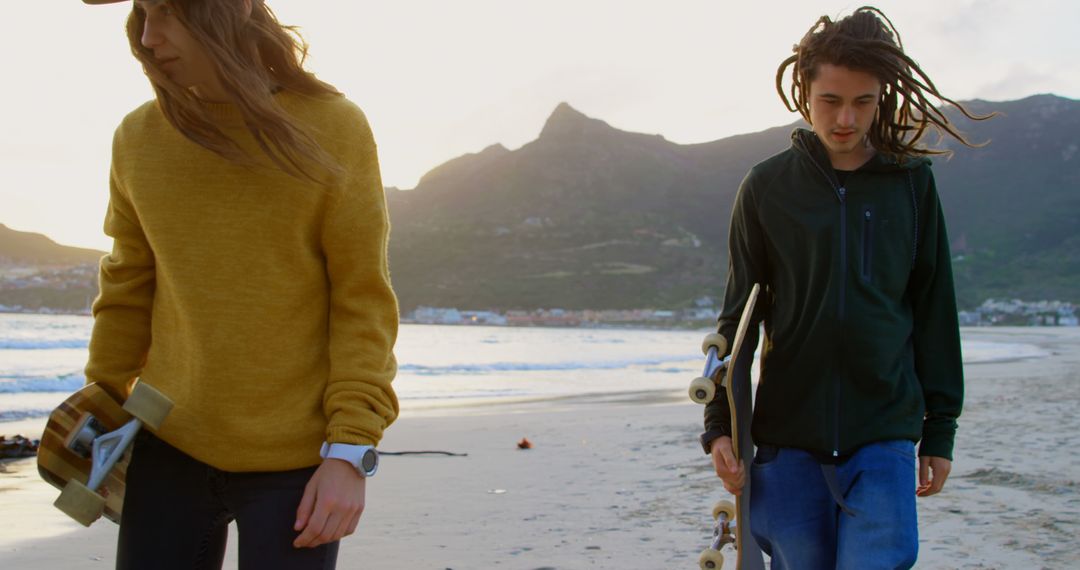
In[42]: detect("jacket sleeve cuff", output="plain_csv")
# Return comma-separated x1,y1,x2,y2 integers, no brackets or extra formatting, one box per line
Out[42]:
700,429,731,455
918,426,955,460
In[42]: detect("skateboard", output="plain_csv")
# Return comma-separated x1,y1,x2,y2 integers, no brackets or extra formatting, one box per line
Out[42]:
37,382,173,526
689,283,765,570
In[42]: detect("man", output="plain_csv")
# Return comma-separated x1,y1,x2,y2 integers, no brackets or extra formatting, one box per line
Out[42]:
701,7,988,569
81,1,398,568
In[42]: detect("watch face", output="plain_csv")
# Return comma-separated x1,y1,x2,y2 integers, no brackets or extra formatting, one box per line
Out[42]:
361,449,378,473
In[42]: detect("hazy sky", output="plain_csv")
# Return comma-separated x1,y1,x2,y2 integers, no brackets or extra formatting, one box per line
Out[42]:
4,0,1078,250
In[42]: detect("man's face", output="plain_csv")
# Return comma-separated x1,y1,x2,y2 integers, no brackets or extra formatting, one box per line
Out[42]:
808,63,883,167
137,1,224,99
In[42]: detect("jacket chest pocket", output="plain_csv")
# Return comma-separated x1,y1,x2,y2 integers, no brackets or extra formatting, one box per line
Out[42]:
857,202,913,296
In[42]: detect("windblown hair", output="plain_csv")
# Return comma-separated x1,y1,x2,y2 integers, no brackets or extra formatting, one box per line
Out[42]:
776,6,992,160
127,0,344,184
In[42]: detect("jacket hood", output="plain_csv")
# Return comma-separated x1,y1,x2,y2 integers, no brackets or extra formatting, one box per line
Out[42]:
791,128,930,174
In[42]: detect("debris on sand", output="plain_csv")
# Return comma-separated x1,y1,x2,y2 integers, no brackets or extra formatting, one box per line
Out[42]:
1,435,39,459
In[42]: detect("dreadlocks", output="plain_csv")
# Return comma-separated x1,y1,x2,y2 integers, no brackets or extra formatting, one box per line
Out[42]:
776,6,993,160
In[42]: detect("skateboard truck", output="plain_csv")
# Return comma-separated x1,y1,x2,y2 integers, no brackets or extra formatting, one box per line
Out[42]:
689,333,730,404
700,500,737,568
64,414,142,497
50,382,173,526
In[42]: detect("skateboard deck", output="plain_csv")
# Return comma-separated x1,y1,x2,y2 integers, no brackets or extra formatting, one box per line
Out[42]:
37,382,172,526
696,283,765,570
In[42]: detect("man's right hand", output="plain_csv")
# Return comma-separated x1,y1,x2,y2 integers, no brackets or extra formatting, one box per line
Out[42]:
710,436,745,496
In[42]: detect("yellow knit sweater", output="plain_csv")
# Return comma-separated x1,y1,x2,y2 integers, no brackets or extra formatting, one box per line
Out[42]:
84,91,399,472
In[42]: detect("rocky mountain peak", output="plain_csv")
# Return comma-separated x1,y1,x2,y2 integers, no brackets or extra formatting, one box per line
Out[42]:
538,102,616,141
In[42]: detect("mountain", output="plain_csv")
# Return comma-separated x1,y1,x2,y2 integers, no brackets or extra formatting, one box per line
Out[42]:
0,225,104,312
4,95,1077,313
0,224,105,266
928,95,1080,308
386,94,1080,311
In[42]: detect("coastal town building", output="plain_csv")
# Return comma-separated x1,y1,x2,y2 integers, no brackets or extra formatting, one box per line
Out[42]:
959,299,1079,327
2,266,1078,328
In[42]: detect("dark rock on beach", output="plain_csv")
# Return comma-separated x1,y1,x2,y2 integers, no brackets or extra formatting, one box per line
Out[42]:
0,435,39,459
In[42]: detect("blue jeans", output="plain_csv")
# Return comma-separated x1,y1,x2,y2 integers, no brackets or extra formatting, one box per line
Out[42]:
117,432,339,570
749,440,918,570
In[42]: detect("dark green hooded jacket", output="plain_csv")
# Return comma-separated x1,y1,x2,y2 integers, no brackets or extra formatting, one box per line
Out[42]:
703,129,964,461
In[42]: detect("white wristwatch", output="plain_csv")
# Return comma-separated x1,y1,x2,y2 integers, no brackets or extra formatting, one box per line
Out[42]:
320,442,379,478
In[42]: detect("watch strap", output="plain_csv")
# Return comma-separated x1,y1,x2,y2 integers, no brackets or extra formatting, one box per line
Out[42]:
320,442,378,477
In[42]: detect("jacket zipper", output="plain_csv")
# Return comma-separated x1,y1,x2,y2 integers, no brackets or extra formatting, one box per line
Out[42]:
862,207,873,282
805,156,844,459
835,187,845,458
839,188,847,315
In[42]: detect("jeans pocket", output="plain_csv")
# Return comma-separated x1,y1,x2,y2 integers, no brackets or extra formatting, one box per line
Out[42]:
752,444,780,467
878,439,916,460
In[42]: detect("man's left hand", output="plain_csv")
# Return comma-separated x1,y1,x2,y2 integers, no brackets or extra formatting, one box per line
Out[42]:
293,459,366,548
916,456,951,497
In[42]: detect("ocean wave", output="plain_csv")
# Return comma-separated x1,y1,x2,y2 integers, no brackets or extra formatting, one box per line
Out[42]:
962,340,1050,364
0,374,86,394
397,355,694,376
0,409,51,422
0,339,90,350
398,389,531,400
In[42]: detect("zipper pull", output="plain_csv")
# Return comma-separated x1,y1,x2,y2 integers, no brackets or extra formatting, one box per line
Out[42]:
838,187,847,203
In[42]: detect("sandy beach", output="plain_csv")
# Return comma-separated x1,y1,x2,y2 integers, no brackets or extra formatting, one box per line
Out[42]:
2,326,1078,569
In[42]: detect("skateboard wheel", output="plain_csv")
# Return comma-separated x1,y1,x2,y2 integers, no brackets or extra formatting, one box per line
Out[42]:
55,479,106,527
123,382,174,430
699,548,724,569
689,376,716,404
712,500,736,522
701,333,727,356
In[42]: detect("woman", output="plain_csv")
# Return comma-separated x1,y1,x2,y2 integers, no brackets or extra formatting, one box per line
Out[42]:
81,1,399,568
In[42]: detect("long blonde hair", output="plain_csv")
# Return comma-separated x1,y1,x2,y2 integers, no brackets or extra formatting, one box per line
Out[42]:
127,0,344,184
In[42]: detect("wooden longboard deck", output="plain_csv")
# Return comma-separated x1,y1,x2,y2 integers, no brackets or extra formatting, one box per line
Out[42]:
722,283,765,570
37,383,132,523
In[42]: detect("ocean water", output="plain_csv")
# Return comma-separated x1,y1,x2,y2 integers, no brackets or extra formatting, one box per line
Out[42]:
0,313,1051,432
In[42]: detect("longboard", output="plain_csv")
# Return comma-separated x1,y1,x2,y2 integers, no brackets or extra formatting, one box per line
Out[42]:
37,382,172,526
692,283,765,570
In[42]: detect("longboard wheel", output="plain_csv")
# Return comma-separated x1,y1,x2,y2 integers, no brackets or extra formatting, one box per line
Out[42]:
699,548,724,569
123,382,174,430
701,333,727,357
689,376,716,404
712,499,736,522
54,479,106,527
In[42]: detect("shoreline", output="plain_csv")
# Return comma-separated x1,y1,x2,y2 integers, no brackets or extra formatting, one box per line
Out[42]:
0,388,693,446
0,325,1061,436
